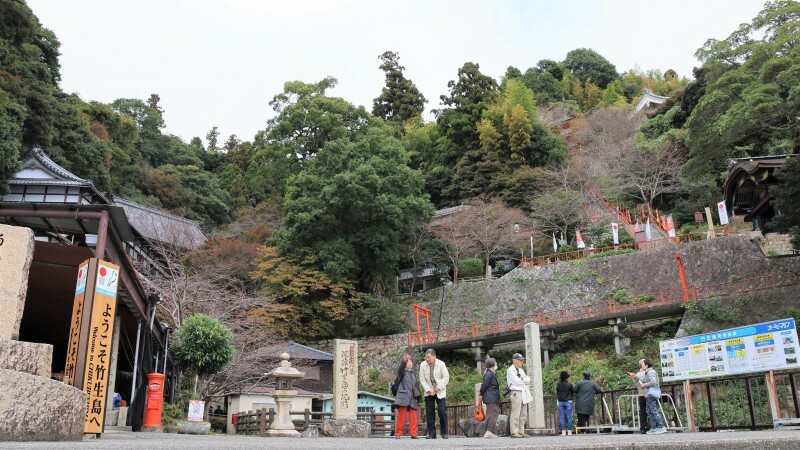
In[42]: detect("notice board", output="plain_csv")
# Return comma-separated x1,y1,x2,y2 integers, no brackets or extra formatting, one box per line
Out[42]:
660,318,800,382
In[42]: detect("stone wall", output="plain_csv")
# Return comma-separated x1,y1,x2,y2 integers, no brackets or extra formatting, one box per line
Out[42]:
420,235,800,330
761,232,796,256
314,333,408,385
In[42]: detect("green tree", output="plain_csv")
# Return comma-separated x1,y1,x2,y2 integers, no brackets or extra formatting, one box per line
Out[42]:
275,126,434,294
372,51,426,124
564,48,618,89
772,156,800,238
437,62,500,151
683,0,800,182
171,313,235,396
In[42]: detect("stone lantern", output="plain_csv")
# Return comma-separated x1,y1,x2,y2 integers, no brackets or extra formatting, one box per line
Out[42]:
264,352,304,437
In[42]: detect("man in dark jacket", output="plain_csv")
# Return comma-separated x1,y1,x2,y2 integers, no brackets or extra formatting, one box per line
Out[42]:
573,370,602,428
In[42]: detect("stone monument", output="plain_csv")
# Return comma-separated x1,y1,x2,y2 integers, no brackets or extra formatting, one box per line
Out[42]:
524,322,548,433
323,339,369,438
0,224,88,441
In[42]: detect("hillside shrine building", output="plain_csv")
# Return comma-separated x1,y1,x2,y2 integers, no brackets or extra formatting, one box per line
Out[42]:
0,147,205,431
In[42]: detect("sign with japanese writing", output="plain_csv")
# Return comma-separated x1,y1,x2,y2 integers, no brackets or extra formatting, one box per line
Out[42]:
611,223,619,245
332,339,357,420
188,400,205,421
81,260,119,434
64,260,90,385
717,200,729,225
660,318,800,382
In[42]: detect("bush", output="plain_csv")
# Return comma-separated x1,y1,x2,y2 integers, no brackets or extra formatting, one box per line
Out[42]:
458,258,484,278
354,295,407,336
210,416,226,433
162,402,185,426
589,249,635,258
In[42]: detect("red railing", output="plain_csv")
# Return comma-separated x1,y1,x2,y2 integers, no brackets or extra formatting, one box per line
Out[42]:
408,271,800,347
519,232,714,268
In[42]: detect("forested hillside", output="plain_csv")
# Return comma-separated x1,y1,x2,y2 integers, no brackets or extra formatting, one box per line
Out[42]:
2,0,799,343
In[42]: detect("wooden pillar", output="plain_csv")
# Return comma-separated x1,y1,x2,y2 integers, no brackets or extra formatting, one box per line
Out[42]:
95,210,109,259
766,371,782,424
683,380,696,432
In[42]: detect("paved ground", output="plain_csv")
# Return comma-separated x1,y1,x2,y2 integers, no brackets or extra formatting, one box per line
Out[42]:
4,430,800,450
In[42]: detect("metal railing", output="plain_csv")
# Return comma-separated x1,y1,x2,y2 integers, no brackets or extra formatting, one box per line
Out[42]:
234,408,399,436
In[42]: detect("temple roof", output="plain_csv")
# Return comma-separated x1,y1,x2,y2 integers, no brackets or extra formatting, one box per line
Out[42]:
268,341,334,362
112,196,206,250
634,88,669,112
10,147,95,187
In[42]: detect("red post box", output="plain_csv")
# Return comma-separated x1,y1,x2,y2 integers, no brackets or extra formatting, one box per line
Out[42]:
143,373,166,427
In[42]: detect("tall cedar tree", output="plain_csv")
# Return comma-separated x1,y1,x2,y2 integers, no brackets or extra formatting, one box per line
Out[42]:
372,51,427,124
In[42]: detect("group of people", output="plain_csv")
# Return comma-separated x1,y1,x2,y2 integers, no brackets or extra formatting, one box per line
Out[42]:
392,349,668,439
554,358,667,435
392,349,532,439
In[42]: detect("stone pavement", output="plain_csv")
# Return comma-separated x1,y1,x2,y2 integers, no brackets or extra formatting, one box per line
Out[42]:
3,430,800,449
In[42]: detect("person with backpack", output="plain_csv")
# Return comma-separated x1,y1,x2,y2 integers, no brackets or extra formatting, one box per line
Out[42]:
556,371,574,435
476,357,501,438
392,354,420,439
630,359,666,434
573,370,602,429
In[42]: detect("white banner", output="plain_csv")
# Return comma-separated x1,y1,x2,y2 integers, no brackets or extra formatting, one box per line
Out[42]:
667,215,676,238
552,233,558,253
611,222,619,245
576,230,585,249
645,219,652,241
717,200,729,225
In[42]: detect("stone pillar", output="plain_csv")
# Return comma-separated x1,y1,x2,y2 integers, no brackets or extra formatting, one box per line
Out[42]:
610,318,629,355
0,225,35,341
471,340,485,374
524,322,545,430
332,339,358,420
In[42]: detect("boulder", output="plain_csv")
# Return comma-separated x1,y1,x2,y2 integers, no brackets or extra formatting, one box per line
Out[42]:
321,419,370,438
177,421,211,435
458,417,487,438
0,340,52,378
0,225,34,341
496,414,510,437
0,369,87,441
301,424,321,438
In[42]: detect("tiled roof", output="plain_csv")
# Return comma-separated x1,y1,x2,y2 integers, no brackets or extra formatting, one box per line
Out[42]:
270,341,334,361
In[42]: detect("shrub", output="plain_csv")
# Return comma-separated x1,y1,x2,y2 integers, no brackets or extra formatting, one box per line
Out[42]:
458,258,485,278
162,402,185,426
354,295,407,336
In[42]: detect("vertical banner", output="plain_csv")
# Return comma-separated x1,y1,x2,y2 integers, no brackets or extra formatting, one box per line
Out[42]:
529,236,534,258
65,260,90,385
667,215,676,238
645,219,653,241
717,201,729,225
81,260,120,434
611,223,619,245
552,233,558,253
576,230,585,249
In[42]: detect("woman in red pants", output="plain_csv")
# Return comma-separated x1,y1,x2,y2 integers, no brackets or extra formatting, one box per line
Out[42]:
393,354,420,438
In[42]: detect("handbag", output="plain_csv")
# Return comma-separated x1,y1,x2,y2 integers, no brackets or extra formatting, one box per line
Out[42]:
502,386,511,397
474,403,485,422
646,386,661,399
412,385,421,400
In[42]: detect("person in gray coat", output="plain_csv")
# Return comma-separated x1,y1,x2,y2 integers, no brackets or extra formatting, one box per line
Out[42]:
394,355,420,438
635,359,666,434
573,370,602,428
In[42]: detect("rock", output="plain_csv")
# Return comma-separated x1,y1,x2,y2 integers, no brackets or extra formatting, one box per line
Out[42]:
301,424,320,437
177,421,211,435
0,225,34,341
457,417,487,438
164,425,180,434
496,414,510,437
321,419,370,438
0,368,87,441
0,340,53,378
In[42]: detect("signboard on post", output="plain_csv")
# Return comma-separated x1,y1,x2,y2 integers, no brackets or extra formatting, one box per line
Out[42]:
65,260,90,385
660,318,800,382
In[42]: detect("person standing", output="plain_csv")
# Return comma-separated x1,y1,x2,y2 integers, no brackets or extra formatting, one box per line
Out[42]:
573,370,602,429
394,354,420,439
556,371,574,435
506,353,531,438
477,357,501,438
636,359,666,434
628,360,649,434
419,348,450,439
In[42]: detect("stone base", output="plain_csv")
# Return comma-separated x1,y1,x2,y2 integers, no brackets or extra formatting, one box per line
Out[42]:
300,425,321,438
265,428,302,437
458,407,510,437
177,421,211,435
525,427,557,436
0,340,53,378
140,426,164,433
0,368,87,441
322,419,370,438
103,426,132,433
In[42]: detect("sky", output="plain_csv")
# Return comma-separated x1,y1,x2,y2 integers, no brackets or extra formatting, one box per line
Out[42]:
27,0,766,145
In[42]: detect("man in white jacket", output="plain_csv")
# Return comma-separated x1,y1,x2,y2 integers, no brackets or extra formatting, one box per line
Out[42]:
506,353,531,438
419,348,450,439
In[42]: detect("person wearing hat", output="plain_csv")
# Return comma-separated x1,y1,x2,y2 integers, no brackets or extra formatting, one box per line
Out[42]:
506,353,531,438
573,370,603,429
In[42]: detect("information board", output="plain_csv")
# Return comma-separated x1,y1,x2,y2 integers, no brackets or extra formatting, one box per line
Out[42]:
660,318,800,382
